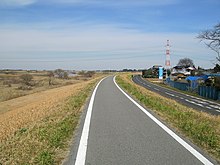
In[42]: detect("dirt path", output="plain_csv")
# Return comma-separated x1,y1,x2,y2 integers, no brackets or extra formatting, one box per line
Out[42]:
0,80,94,141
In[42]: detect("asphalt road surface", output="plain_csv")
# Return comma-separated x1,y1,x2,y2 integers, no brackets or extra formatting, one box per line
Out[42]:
132,75,220,116
65,76,217,165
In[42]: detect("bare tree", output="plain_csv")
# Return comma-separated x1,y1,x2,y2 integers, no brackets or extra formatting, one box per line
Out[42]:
85,71,95,77
48,71,54,85
177,58,194,67
20,74,33,86
54,69,64,79
197,23,220,63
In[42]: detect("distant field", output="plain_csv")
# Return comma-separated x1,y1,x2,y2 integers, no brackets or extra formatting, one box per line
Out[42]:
0,70,94,102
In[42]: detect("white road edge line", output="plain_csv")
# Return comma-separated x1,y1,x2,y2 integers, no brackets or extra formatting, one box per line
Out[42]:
154,88,160,91
75,78,105,165
113,76,213,165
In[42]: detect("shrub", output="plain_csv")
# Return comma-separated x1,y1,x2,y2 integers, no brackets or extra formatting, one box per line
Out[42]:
20,74,33,86
54,69,64,79
78,71,95,77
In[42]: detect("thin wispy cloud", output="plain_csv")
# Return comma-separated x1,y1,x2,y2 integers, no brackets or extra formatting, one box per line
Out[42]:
0,23,214,68
0,0,36,7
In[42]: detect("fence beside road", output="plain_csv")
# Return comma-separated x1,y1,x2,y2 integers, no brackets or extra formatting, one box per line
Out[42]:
198,86,220,100
167,80,190,91
166,79,220,101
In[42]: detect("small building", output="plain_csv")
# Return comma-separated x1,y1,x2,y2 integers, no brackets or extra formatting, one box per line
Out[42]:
171,65,196,79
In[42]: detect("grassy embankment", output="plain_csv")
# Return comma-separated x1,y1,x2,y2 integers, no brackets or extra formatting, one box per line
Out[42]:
116,74,220,163
0,75,105,164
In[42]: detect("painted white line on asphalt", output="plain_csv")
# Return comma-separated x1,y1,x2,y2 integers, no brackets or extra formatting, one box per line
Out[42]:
165,92,175,97
210,105,220,110
114,76,213,165
75,78,105,165
154,88,159,91
195,103,203,107
190,96,219,105
186,99,215,109
185,99,204,107
192,99,208,105
185,99,194,104
206,106,212,110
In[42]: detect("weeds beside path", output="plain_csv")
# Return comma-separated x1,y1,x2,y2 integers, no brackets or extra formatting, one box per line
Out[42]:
0,75,106,164
116,74,220,163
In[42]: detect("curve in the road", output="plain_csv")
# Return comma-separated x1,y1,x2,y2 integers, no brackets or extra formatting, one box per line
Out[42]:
132,75,220,116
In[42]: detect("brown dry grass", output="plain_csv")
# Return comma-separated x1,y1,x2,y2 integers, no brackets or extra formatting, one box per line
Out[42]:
0,70,95,102
0,72,107,164
0,74,104,142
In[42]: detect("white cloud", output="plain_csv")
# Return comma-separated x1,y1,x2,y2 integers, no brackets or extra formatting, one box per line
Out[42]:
0,25,210,54
0,24,167,53
0,0,36,7
0,23,215,69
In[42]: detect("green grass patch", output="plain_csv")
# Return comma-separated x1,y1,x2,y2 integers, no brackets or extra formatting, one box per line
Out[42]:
116,74,220,163
35,151,54,165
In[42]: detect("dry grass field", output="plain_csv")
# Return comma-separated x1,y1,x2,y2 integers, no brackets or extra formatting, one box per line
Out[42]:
0,70,105,141
0,70,108,164
1,81,85,141
0,70,92,102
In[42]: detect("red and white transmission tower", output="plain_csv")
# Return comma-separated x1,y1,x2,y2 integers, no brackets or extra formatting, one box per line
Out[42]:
165,39,171,69
165,40,171,78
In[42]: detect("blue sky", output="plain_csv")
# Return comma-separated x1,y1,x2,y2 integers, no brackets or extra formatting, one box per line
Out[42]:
0,0,219,70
